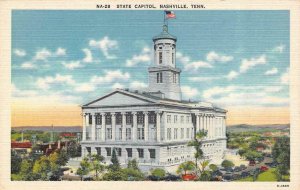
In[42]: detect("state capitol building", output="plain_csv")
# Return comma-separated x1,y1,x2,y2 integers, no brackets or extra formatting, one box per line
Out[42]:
80,23,227,172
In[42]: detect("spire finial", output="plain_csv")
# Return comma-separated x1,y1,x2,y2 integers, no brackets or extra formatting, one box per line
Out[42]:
163,24,168,32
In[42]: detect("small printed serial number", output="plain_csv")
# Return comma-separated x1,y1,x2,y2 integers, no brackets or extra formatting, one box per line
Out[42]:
96,4,111,9
277,184,289,188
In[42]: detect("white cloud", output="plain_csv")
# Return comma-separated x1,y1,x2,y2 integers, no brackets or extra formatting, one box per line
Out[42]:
14,49,26,57
280,68,289,85
12,83,38,97
176,52,213,71
226,70,239,80
75,83,95,92
239,55,267,73
21,62,36,69
89,36,118,59
91,70,130,85
206,51,233,63
188,76,220,82
55,47,66,56
82,48,93,63
272,44,285,53
176,52,190,65
112,83,124,89
181,86,199,99
129,81,147,89
34,47,66,61
61,61,84,70
265,67,278,75
184,61,213,71
126,46,151,67
202,85,288,107
36,74,75,90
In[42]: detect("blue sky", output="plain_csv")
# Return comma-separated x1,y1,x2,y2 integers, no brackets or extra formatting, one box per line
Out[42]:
12,10,290,108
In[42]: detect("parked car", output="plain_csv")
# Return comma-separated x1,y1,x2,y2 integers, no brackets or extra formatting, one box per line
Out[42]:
234,166,241,172
232,174,240,180
164,174,181,181
249,160,256,166
240,164,247,170
260,166,269,172
241,171,250,178
225,167,234,172
223,175,232,181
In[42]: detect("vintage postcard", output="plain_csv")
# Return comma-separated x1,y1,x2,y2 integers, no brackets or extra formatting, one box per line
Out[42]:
0,0,299,190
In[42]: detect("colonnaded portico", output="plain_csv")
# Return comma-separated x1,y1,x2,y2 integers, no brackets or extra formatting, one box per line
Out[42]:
80,23,227,173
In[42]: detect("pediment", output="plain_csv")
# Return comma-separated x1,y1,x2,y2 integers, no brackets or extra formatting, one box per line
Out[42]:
84,90,156,107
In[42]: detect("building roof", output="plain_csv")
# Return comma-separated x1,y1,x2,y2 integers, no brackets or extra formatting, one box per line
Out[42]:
83,88,227,113
11,142,32,149
152,25,177,41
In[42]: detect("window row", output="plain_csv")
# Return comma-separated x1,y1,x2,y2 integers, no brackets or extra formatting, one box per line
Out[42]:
166,128,190,140
88,113,157,125
167,115,190,123
88,147,156,159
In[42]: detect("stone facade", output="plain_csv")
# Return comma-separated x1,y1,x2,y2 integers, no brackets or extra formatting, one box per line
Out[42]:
80,25,227,173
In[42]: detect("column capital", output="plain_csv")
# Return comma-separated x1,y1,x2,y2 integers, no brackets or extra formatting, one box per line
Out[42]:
110,112,116,116
120,112,127,115
132,111,138,115
143,111,150,115
155,110,162,115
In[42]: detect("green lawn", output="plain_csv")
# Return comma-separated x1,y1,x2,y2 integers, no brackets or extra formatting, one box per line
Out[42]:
236,168,277,182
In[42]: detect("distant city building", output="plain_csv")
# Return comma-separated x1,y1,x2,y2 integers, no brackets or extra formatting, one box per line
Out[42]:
80,24,227,172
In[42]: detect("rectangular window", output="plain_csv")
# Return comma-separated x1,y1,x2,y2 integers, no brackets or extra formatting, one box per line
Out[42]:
96,115,102,125
106,115,112,125
187,128,190,138
149,114,156,124
159,52,162,64
167,115,171,123
157,73,159,83
172,53,174,64
96,147,101,155
137,148,144,158
88,115,92,125
118,128,122,140
160,72,163,83
167,128,171,140
137,128,144,140
126,128,131,140
116,114,122,125
137,114,144,124
181,128,184,139
149,149,156,159
106,128,112,139
181,116,184,123
126,114,132,124
115,148,121,156
174,115,178,123
174,128,178,139
126,148,132,157
106,147,111,156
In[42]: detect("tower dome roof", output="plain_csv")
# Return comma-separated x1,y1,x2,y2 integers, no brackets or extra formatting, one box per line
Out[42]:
152,25,177,42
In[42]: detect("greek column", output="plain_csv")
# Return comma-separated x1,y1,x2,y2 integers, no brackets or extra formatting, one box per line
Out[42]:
132,112,137,141
156,111,161,142
195,114,200,133
144,111,149,141
82,113,87,141
111,112,116,141
91,113,96,141
101,113,106,141
121,112,126,141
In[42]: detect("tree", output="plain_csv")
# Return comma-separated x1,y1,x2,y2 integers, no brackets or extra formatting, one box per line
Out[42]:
209,164,218,172
102,170,127,181
32,155,51,180
19,159,34,181
76,157,91,181
57,149,69,166
127,159,139,171
272,136,290,181
67,140,81,158
90,154,105,179
123,168,144,181
221,160,234,169
109,149,120,171
176,161,196,175
244,150,263,161
150,168,166,180
11,150,22,174
188,129,207,168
